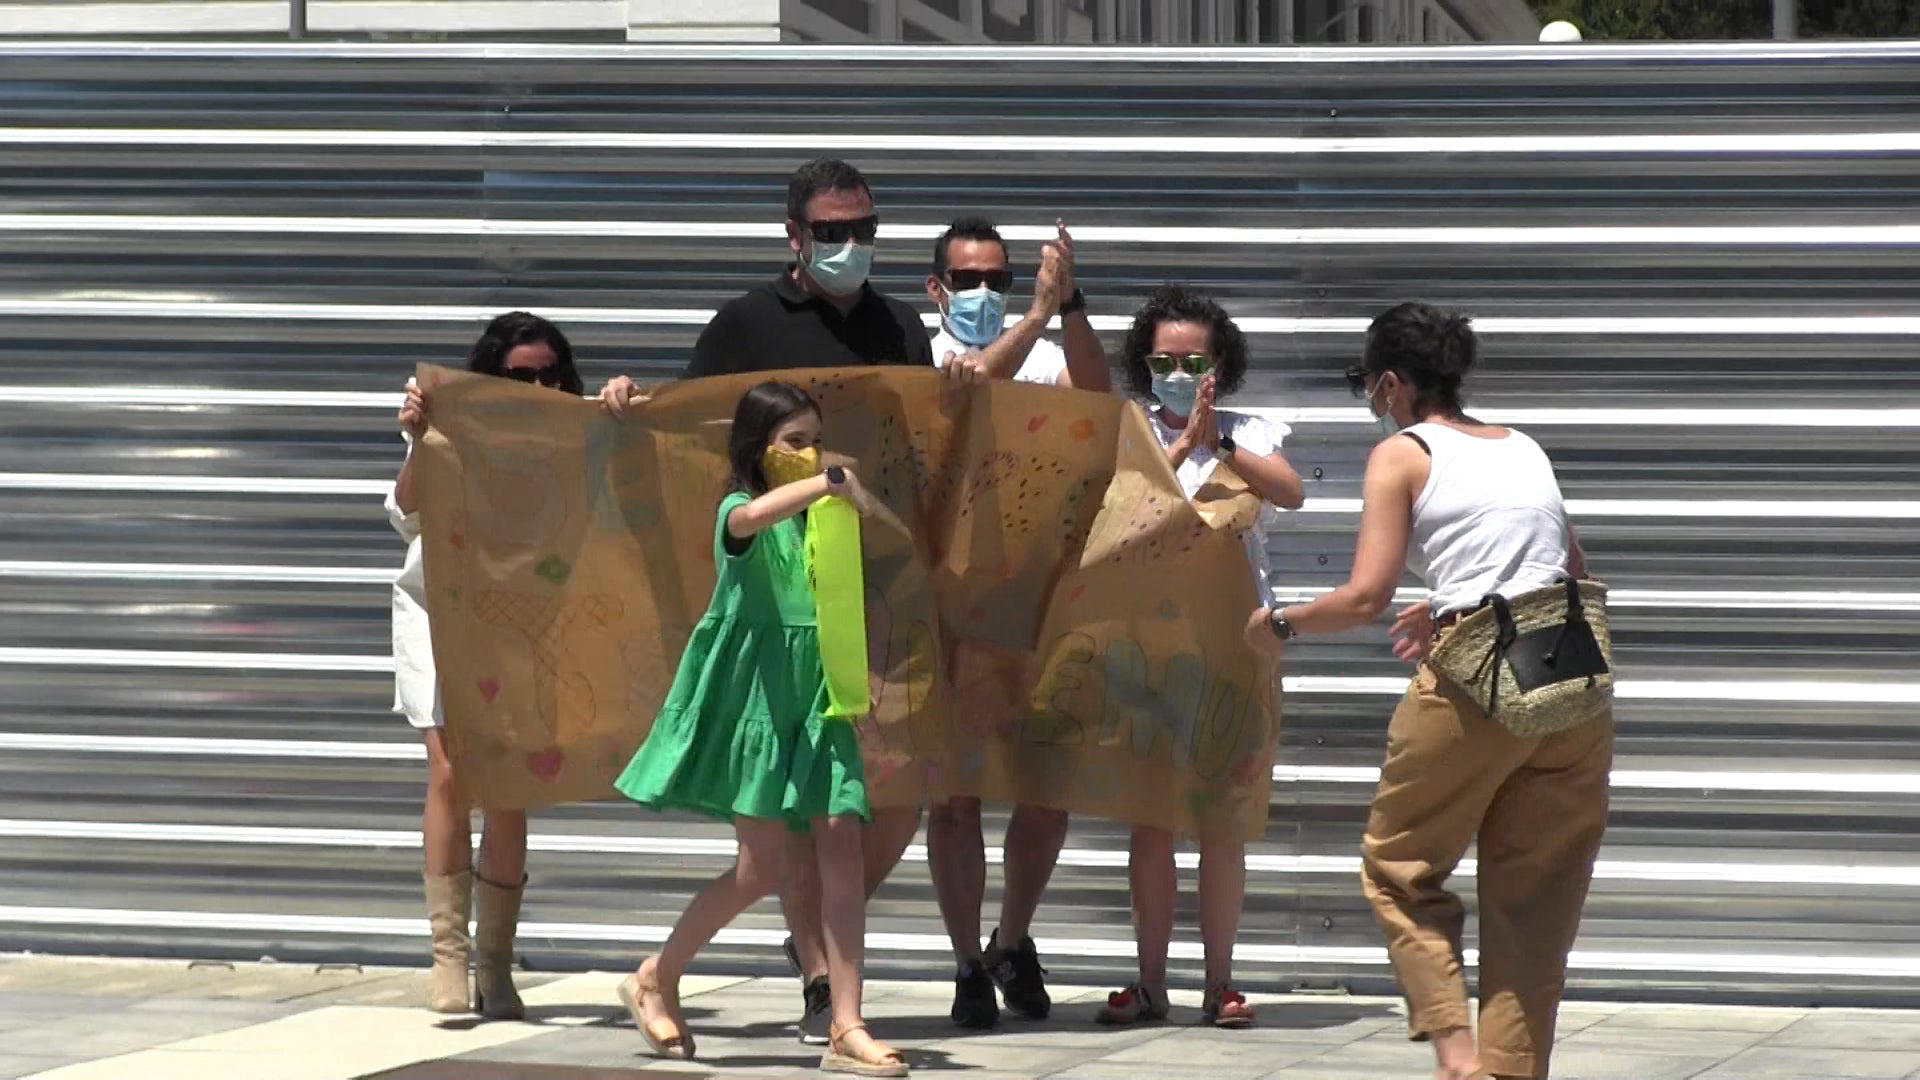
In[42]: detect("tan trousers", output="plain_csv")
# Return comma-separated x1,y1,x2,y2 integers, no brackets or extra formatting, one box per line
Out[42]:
1361,663,1613,1079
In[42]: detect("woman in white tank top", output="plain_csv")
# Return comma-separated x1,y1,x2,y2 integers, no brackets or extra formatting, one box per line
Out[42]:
1244,304,1613,1080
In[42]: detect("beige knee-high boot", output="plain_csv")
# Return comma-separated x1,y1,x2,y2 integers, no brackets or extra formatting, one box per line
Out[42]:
424,869,473,1013
473,873,526,1020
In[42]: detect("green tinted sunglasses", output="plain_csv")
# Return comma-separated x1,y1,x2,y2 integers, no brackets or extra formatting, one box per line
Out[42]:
1146,352,1212,376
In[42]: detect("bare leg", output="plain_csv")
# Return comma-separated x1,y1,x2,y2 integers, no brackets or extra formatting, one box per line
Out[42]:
1128,825,1177,988
476,809,527,885
863,804,922,899
996,803,1067,943
928,797,987,962
816,813,903,1067
780,831,828,979
648,816,792,1005
1431,1027,1484,1080
422,731,471,874
1197,837,1245,988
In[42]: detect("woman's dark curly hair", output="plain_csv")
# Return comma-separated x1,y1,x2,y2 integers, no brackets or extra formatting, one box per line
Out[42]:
466,310,583,396
1119,285,1250,402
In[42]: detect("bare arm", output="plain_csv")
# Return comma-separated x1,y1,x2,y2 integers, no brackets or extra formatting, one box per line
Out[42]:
1229,448,1306,511
392,380,427,515
1052,224,1111,392
1273,436,1424,636
725,469,869,540
393,452,420,516
1568,524,1590,579
968,311,1050,381
970,239,1066,381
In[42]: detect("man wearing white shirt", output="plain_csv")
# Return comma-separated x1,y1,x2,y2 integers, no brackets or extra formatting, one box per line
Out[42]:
916,216,1110,1030
925,216,1110,392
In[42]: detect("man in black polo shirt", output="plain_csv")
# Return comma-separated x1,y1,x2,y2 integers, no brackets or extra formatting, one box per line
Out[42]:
686,160,935,375
600,157,939,402
600,158,949,1047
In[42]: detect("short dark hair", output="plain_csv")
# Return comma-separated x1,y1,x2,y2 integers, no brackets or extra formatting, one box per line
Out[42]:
1361,302,1477,417
931,216,1007,277
465,311,581,396
1119,285,1251,400
786,158,871,223
728,381,822,496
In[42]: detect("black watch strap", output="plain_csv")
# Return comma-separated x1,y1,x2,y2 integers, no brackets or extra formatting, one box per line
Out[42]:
1059,289,1087,315
1218,433,1237,455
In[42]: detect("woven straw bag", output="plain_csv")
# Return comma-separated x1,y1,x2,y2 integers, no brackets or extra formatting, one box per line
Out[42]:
1428,578,1614,737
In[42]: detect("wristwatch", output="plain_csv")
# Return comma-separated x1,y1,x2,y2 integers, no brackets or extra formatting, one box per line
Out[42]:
1218,433,1237,455
1059,289,1087,316
1268,609,1296,641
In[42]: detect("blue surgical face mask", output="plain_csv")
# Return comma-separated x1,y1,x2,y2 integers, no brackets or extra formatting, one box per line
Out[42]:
1369,379,1401,435
805,240,874,296
1152,372,1199,418
1374,374,1405,432
943,285,1006,348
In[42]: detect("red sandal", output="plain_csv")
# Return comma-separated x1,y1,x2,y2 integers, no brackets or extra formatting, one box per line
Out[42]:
1202,983,1256,1029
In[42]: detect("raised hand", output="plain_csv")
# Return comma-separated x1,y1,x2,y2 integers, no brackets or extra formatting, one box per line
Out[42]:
598,375,652,420
398,378,428,439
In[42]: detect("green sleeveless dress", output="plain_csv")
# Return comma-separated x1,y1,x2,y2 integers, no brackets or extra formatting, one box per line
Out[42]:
614,490,869,827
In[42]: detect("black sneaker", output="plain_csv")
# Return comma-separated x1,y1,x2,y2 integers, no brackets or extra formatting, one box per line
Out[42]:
798,975,832,1045
782,935,802,978
950,959,999,1029
985,930,1051,1020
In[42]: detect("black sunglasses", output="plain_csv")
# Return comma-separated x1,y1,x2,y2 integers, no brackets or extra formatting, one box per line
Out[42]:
504,365,567,388
1344,365,1371,398
946,268,1014,293
805,215,880,246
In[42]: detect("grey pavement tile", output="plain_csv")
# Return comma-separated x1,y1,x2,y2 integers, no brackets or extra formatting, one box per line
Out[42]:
1091,1029,1332,1078
1287,1035,1444,1075
1694,1045,1920,1079
4,1014,202,1058
1557,1023,1770,1057
1768,1015,1920,1052
1265,1064,1432,1080
1049,1067,1252,1080
125,997,303,1024
460,1024,822,1075
1216,1000,1405,1044
1543,1048,1730,1080
907,1038,1093,1075
1551,1006,1624,1038
0,993,112,1020
951,1015,1173,1051
1596,1003,1809,1034
0,1054,76,1080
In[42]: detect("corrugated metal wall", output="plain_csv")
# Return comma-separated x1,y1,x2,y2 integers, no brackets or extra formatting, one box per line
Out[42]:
2,41,1918,1004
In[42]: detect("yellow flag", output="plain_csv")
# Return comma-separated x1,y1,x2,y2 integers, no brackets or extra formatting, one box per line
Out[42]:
806,495,870,719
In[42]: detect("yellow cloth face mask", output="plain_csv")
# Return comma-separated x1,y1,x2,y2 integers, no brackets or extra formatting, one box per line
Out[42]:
762,445,822,488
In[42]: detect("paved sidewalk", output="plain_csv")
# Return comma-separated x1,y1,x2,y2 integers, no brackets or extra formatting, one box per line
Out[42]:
3,955,1919,1079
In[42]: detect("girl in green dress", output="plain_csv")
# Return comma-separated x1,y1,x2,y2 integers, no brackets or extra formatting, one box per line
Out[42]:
614,380,908,1078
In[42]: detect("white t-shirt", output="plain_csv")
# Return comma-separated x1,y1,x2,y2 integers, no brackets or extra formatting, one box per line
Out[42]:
930,327,1068,386
1146,407,1289,608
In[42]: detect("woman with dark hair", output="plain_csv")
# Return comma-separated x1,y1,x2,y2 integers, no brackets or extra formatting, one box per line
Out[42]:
1098,286,1304,1030
610,381,905,1076
388,311,581,1018
1245,303,1611,1080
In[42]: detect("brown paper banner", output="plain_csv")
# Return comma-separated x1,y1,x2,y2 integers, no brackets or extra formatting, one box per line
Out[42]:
413,363,1279,840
